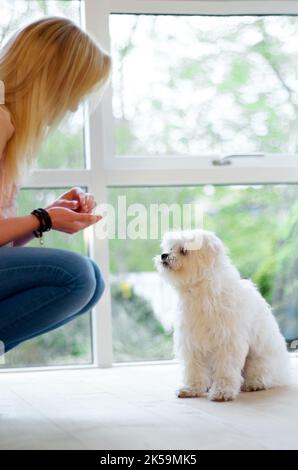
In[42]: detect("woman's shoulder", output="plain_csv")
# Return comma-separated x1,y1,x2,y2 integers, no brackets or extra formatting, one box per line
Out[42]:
0,104,15,140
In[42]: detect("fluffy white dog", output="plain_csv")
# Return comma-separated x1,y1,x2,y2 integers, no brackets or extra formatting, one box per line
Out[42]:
154,229,290,401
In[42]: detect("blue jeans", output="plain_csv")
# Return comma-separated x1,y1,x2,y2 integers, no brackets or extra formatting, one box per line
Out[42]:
0,246,105,354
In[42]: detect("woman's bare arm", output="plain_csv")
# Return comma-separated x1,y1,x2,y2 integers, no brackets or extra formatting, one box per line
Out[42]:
1,208,102,247
0,215,39,247
12,229,36,247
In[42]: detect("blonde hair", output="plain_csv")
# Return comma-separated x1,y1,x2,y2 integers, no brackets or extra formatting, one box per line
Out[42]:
0,16,112,201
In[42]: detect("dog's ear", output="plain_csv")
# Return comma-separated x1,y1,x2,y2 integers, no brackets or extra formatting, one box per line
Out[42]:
205,232,226,256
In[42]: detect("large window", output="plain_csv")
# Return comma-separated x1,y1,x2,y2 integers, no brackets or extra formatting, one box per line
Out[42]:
1,1,298,370
105,0,298,363
110,14,298,157
109,184,298,362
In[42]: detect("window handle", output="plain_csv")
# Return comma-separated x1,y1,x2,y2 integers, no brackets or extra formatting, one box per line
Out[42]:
212,153,265,166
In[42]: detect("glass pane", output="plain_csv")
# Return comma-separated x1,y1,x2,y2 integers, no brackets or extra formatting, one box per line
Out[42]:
108,185,298,362
1,187,93,368
110,14,298,157
0,1,85,169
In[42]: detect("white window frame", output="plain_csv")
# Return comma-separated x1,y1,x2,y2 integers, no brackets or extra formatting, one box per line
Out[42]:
98,0,298,187
3,0,298,372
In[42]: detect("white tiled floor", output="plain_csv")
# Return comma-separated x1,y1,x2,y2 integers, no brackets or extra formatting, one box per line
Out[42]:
0,359,298,450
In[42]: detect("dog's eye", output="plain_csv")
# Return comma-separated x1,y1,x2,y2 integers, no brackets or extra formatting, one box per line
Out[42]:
180,247,187,256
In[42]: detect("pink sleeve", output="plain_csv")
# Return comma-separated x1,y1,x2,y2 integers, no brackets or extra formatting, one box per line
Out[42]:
0,181,18,219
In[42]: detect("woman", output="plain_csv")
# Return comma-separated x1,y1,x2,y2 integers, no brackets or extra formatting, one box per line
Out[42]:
0,16,111,356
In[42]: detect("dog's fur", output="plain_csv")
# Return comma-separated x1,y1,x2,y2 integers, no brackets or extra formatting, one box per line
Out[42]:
154,229,290,401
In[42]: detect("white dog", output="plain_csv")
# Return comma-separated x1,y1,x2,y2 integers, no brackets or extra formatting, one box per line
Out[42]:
154,229,290,401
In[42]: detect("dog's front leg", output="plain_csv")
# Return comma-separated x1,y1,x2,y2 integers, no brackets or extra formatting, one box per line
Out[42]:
208,345,247,402
176,350,210,398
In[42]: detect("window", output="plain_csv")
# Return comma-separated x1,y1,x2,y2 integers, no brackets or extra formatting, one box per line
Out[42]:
110,14,298,158
109,184,298,362
103,0,298,363
1,1,298,370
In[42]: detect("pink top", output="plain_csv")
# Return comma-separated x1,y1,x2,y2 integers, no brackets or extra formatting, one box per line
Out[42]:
0,105,18,247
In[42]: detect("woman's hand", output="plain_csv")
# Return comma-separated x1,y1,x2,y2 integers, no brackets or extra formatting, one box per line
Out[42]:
45,187,97,214
46,206,102,234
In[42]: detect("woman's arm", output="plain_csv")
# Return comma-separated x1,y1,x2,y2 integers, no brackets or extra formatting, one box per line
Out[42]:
12,191,96,247
12,228,36,247
1,203,102,247
0,215,39,247
12,201,76,247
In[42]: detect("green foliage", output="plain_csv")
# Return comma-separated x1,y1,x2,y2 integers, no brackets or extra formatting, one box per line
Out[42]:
270,201,298,339
111,15,298,156
108,184,298,349
178,61,201,80
37,128,84,169
3,315,92,367
111,282,173,362
253,257,276,303
220,60,251,91
115,119,136,156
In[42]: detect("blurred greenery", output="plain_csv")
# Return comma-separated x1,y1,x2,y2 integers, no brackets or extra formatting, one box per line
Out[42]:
108,185,298,358
111,15,298,156
111,283,172,361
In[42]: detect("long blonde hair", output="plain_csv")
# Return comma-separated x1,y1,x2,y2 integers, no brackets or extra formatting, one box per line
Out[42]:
0,16,112,201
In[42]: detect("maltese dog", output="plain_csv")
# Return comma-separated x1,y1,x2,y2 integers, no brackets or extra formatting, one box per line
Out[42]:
154,229,290,401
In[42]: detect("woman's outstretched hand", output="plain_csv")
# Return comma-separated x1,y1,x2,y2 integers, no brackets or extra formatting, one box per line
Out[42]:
45,186,97,214
44,186,101,234
46,206,102,234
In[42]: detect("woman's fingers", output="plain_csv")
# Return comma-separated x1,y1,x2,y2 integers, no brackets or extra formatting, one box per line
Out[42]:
84,198,97,213
46,199,79,210
58,199,79,209
74,211,102,225
52,187,97,213
46,206,103,235
69,213,102,233
79,192,95,212
71,187,88,209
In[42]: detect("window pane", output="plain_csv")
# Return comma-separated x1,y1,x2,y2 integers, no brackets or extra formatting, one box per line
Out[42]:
110,14,298,157
0,0,85,169
0,188,93,368
108,185,298,362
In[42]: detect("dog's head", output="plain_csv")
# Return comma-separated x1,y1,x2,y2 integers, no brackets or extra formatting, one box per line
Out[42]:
154,229,226,288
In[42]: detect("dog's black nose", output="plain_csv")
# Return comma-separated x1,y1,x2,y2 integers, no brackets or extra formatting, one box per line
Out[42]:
161,253,169,261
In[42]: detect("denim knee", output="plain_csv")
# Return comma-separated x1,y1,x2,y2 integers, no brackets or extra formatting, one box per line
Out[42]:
64,253,97,304
88,259,105,305
74,256,105,305
60,251,105,309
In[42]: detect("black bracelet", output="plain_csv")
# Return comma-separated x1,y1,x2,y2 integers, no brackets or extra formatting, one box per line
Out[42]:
35,208,52,231
31,208,52,245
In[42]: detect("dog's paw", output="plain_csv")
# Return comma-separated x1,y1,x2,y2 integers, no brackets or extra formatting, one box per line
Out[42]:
208,383,238,402
176,386,205,398
241,381,267,392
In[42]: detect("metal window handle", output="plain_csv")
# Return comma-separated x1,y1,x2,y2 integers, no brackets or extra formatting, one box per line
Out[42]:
212,153,265,166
